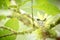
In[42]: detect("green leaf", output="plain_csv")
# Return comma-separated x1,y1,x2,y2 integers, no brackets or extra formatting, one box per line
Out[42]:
5,0,10,7
0,0,10,9
0,18,19,40
0,29,16,40
5,18,19,31
48,29,57,38
0,15,6,21
21,1,32,14
15,0,21,6
33,0,60,15
0,35,16,40
15,0,30,6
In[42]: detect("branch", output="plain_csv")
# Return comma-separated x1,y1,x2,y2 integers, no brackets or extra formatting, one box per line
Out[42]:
7,14,40,29
0,26,16,33
50,18,60,29
0,28,36,38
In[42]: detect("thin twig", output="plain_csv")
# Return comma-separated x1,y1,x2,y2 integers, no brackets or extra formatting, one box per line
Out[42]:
0,28,37,38
0,26,16,33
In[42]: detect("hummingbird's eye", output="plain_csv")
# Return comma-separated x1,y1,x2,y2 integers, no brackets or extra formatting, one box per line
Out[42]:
37,19,40,21
37,18,46,21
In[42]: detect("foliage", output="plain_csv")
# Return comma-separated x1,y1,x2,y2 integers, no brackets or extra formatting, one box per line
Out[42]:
5,18,19,31
33,0,60,15
0,0,60,40
0,15,6,21
0,0,10,9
